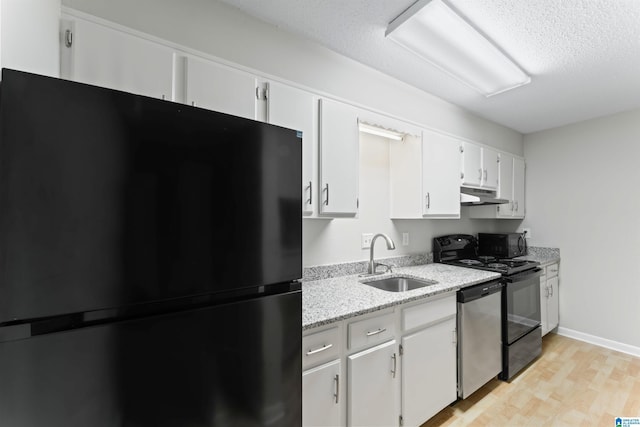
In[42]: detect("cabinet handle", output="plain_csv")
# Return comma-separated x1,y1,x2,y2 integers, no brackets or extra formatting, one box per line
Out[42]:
425,192,430,210
549,284,554,297
483,169,488,182
334,374,340,404
478,168,482,181
366,328,386,337
64,29,73,47
305,343,333,356
510,201,514,212
391,353,397,378
545,285,550,298
323,183,329,206
515,201,519,212
305,181,312,205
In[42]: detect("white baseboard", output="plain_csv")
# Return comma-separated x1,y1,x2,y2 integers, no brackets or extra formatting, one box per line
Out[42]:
556,327,640,358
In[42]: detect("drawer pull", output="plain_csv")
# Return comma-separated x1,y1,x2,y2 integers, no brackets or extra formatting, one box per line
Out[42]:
366,328,387,337
306,343,333,356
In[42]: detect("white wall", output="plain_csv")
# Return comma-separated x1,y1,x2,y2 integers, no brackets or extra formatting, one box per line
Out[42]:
62,0,524,267
523,108,640,349
0,0,60,77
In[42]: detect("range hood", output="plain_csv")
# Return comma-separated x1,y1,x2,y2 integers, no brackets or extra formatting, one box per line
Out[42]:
460,187,509,206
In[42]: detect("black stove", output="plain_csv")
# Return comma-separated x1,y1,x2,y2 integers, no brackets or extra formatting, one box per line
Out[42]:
433,234,539,275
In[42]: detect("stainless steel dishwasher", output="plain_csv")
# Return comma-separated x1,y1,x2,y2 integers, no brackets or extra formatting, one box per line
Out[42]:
457,279,503,399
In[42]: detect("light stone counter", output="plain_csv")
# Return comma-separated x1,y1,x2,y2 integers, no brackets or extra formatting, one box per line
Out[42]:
515,247,560,265
302,263,500,330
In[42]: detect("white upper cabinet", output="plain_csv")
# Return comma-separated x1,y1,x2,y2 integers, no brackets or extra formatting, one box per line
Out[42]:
61,18,174,100
318,99,359,216
184,57,257,120
390,129,461,219
469,153,526,219
461,142,499,190
461,142,482,187
422,130,462,218
267,82,316,216
512,157,526,218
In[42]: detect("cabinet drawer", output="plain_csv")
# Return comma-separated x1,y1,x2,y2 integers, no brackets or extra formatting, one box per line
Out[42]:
303,326,341,370
402,294,456,332
546,263,559,278
348,312,395,350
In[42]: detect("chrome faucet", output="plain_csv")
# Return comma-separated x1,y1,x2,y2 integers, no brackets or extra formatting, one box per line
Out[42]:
366,233,396,275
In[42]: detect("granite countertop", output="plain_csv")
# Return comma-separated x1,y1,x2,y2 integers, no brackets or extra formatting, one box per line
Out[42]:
515,247,561,265
302,263,500,330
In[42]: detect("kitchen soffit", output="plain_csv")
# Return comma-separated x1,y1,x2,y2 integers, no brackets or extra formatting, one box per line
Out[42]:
217,0,640,134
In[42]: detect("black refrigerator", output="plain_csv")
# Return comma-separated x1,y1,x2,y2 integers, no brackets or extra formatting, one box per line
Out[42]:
0,69,302,426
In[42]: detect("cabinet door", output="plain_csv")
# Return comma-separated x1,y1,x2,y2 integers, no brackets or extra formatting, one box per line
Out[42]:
348,340,398,427
318,99,359,216
268,82,315,215
401,317,456,426
461,142,482,187
422,130,461,218
185,57,257,120
482,147,500,190
540,277,549,336
512,157,526,218
303,360,342,427
497,153,514,218
547,276,559,332
63,18,174,100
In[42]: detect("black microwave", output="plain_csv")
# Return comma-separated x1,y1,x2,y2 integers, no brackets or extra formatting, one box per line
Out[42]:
478,233,527,258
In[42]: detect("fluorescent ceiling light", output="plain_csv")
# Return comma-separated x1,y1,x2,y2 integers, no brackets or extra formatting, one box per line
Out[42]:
358,122,404,140
386,0,530,97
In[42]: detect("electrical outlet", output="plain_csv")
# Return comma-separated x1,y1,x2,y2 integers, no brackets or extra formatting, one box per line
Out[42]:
402,232,409,246
522,228,532,239
361,233,374,249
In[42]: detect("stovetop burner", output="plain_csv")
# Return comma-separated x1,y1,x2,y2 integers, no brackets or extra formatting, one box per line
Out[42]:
459,259,483,266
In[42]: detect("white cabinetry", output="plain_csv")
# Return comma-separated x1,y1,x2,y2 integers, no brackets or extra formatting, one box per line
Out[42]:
390,129,461,219
348,340,399,427
267,82,316,215
61,17,174,100
469,153,526,219
461,142,499,190
401,295,457,427
303,360,342,427
184,56,257,120
302,326,344,426
318,99,359,216
540,262,560,336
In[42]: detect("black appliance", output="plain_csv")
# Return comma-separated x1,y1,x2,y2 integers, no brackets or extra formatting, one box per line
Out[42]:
0,69,302,426
478,232,527,258
434,234,542,381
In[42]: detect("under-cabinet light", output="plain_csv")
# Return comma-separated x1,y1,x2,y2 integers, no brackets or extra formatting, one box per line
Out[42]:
358,122,405,141
386,0,530,97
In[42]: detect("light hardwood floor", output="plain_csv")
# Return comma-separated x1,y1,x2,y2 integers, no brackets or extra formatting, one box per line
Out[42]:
422,333,640,426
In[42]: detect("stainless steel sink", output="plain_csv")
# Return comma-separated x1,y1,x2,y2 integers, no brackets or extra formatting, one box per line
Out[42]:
362,276,437,292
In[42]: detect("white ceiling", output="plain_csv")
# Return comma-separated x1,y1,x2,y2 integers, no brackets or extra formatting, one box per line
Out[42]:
217,0,640,134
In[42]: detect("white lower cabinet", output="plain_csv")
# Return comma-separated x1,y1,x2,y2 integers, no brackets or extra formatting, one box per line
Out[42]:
302,293,457,427
401,316,457,426
303,360,342,427
347,340,399,427
540,262,560,336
